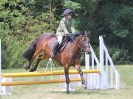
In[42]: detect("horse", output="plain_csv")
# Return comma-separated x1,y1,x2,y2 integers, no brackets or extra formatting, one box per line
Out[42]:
23,31,91,94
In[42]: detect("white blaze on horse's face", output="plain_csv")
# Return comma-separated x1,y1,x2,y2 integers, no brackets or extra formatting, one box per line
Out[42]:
81,32,91,54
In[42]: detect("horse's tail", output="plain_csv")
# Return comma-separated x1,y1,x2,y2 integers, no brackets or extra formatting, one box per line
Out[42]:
23,40,37,62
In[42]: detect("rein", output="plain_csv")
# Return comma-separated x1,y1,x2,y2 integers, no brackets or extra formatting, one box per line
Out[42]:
71,38,82,49
70,37,88,52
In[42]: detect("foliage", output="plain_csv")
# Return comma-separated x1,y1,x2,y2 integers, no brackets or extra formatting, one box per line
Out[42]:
0,0,133,68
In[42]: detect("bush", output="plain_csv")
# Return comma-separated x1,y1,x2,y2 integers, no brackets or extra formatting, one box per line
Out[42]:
109,47,131,64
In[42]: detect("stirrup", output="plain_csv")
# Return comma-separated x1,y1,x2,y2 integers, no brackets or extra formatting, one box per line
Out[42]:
49,58,52,61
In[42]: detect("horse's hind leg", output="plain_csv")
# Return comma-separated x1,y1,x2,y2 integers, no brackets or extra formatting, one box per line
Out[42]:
75,64,87,89
25,45,42,70
29,55,42,72
28,46,42,72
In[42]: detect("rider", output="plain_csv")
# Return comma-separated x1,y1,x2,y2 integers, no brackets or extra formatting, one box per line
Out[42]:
51,9,77,58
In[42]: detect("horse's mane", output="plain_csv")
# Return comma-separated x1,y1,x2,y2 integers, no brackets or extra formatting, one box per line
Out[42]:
40,31,86,38
70,31,86,40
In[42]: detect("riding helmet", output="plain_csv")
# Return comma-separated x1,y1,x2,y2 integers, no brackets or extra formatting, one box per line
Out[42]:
63,9,73,16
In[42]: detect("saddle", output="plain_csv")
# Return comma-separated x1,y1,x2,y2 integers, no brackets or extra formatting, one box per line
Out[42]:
57,36,70,52
56,33,79,53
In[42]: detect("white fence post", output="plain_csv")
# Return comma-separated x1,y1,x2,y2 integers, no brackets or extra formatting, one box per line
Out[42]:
85,53,91,89
99,36,106,89
85,45,100,89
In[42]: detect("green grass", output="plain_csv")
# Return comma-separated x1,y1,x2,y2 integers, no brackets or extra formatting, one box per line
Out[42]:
1,65,133,99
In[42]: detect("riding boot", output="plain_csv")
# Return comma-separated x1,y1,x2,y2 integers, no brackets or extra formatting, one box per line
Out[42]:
51,42,59,58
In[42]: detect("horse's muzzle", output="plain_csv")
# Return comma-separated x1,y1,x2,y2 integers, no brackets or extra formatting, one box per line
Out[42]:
86,51,91,54
85,47,91,54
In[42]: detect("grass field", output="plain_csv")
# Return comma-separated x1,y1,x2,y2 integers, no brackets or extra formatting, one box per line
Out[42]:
1,65,133,99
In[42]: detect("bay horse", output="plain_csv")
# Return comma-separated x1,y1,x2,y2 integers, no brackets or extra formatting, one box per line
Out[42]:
23,31,91,94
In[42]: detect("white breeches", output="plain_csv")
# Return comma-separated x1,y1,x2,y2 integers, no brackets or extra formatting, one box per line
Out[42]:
57,35,63,44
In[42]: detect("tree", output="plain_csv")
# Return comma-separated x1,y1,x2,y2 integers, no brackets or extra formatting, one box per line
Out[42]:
0,0,133,68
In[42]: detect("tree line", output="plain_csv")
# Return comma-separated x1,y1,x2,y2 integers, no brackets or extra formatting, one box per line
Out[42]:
0,0,133,68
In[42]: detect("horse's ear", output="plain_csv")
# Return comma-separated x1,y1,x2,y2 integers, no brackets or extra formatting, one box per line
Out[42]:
85,31,90,36
85,31,87,33
84,31,87,35
88,31,90,36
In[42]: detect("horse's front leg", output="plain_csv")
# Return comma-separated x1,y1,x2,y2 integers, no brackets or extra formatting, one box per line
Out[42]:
75,64,87,89
64,65,70,94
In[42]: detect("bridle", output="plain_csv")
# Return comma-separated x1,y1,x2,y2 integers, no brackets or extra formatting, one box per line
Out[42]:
70,34,90,52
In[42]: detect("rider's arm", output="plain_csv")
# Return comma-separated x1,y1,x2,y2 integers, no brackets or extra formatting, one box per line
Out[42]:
60,20,70,35
71,27,76,33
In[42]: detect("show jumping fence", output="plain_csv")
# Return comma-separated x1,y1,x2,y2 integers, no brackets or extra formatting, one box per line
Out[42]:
0,36,120,96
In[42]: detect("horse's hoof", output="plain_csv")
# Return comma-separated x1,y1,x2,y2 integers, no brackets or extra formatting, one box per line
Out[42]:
82,81,87,89
66,91,70,94
25,66,30,70
82,84,87,89
29,68,36,72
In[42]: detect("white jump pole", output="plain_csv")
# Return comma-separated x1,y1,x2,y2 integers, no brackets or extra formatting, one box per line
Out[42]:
99,36,107,89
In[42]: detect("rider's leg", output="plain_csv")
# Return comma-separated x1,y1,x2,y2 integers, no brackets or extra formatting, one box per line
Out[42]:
51,35,63,58
57,35,63,44
51,42,59,58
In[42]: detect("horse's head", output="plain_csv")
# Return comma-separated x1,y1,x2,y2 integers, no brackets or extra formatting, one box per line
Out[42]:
79,31,91,54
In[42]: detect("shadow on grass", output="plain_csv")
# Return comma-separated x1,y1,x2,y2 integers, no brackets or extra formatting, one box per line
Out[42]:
51,89,111,95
